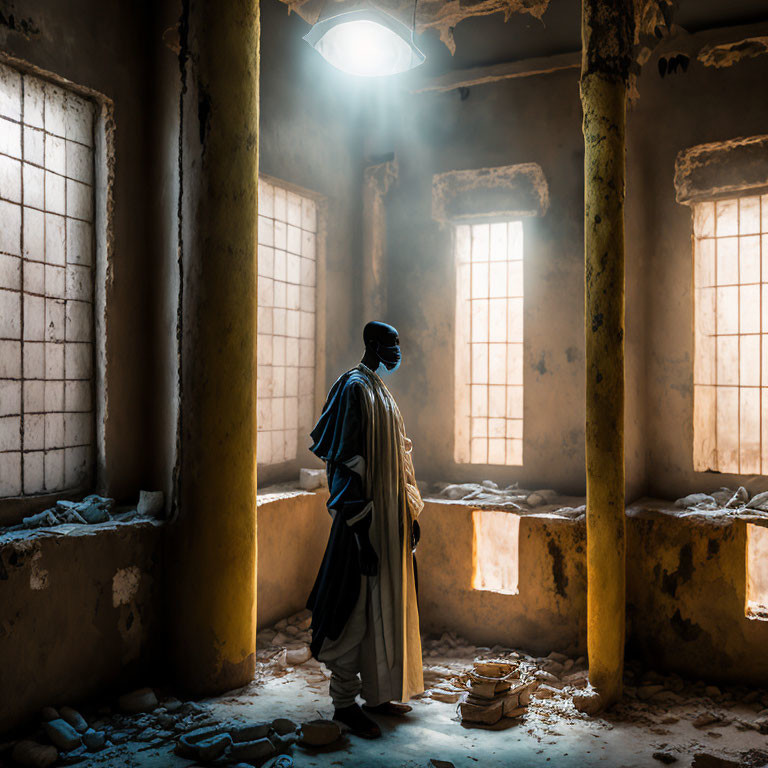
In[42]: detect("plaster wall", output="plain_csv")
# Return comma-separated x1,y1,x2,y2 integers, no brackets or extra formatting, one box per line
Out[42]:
256,0,369,486
0,522,163,734
255,494,587,656
416,500,587,655
0,0,165,508
256,490,331,628
381,70,646,500
626,502,768,686
629,53,768,500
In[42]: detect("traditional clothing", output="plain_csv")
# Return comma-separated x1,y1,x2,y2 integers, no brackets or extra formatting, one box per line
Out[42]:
307,363,424,706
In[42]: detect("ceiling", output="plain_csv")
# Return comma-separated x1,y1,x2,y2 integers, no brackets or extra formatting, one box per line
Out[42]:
415,0,768,75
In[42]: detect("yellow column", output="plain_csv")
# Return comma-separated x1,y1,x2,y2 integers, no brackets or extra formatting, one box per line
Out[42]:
580,0,633,708
170,0,260,693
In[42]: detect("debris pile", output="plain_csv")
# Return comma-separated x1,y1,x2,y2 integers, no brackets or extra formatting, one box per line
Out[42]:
1,491,165,534
459,660,537,725
675,487,768,518
423,480,586,518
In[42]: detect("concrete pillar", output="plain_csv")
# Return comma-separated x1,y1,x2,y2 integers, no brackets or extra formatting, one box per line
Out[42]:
170,0,260,694
580,0,634,707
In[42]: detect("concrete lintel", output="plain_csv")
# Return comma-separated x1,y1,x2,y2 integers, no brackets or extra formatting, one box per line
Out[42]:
674,134,768,204
410,51,580,95
432,163,549,224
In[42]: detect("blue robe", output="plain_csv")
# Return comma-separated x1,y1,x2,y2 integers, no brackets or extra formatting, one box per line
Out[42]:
306,368,374,657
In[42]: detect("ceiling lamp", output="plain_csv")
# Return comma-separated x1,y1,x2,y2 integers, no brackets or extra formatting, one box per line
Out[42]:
303,6,426,77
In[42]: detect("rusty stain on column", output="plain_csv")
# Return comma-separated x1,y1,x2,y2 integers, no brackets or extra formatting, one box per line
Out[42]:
170,0,260,693
581,0,634,707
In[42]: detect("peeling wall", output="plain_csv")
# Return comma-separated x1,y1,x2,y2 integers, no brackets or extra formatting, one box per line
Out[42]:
256,490,331,628
255,493,586,655
626,502,768,685
417,501,587,654
0,522,163,734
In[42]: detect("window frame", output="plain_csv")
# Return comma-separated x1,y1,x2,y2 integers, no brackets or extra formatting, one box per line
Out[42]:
691,193,768,476
0,54,112,527
453,217,525,468
255,173,326,488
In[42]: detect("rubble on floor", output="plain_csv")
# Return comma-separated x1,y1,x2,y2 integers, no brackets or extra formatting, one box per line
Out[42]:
0,679,329,767
7,612,768,766
458,660,536,725
422,480,586,518
0,491,165,534
674,486,768,520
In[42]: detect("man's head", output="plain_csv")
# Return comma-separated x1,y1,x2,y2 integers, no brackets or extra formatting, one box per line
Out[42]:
363,321,401,372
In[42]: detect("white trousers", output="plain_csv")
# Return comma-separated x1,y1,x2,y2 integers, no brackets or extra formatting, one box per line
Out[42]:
318,575,400,709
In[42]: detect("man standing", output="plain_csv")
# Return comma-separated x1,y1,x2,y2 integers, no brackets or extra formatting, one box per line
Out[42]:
306,321,424,739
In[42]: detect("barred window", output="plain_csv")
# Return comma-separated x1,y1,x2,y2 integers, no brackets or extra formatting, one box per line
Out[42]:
454,221,524,466
693,195,768,474
256,178,317,466
0,64,96,497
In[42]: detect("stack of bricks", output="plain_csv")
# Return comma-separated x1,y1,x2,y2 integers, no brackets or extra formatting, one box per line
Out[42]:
459,661,536,725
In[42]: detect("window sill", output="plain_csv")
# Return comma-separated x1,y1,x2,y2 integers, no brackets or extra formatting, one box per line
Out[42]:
0,515,163,544
422,495,586,521
257,483,328,507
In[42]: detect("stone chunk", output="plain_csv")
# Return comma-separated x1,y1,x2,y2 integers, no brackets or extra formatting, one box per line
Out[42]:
40,706,59,722
43,718,82,751
118,687,158,714
230,721,270,742
300,719,341,746
229,737,276,762
162,697,183,712
285,645,312,666
137,490,164,517
60,706,88,733
193,733,232,761
82,729,106,751
637,685,665,700
299,468,327,490
22,510,59,528
572,688,603,715
675,493,715,508
272,718,299,736
693,712,722,728
747,491,768,511
653,751,678,764
12,741,58,768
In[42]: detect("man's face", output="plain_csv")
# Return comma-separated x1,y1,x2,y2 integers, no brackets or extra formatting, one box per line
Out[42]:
377,331,401,371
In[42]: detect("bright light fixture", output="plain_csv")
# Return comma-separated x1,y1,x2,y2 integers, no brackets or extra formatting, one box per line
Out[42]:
303,8,426,77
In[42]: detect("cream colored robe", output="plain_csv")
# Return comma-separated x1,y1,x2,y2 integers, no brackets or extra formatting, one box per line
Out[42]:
320,363,424,703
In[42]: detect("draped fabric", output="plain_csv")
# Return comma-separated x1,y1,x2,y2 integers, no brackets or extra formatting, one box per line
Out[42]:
307,363,424,702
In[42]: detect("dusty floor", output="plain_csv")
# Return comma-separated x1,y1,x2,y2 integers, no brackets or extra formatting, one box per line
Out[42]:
6,617,768,768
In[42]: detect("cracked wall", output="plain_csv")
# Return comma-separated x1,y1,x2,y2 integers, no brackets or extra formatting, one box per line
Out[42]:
627,506,768,686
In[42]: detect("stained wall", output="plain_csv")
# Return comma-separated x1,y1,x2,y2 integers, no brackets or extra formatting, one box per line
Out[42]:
627,502,768,686
630,50,768,501
0,521,162,733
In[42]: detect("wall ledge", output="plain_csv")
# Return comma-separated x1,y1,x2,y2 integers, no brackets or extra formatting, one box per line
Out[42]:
674,134,768,203
432,162,549,224
257,486,329,507
627,497,768,528
423,496,585,521
0,517,162,545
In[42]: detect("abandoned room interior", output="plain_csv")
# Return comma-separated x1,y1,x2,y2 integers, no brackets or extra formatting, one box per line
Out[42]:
2,0,768,766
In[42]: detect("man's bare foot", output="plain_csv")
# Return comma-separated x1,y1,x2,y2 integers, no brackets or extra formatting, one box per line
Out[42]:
333,704,382,739
363,701,413,717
